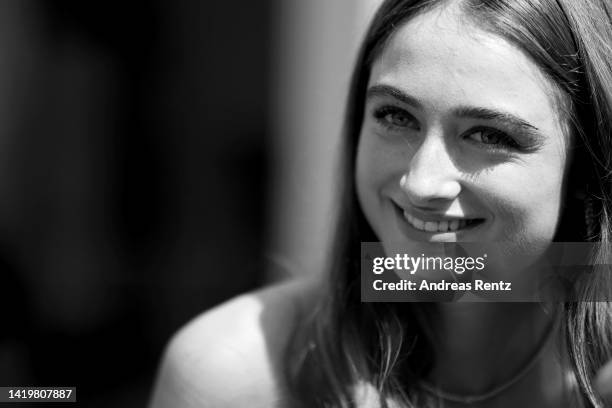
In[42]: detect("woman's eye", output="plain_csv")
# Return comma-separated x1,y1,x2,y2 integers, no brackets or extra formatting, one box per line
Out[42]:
466,128,520,149
373,106,419,130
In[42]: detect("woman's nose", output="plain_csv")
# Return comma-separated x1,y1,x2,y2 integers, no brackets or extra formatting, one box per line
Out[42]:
399,133,462,206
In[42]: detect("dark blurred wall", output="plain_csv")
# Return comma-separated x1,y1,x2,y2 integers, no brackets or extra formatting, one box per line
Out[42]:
0,1,271,406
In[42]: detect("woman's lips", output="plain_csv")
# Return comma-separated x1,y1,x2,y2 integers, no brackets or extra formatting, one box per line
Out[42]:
404,211,461,232
399,206,485,233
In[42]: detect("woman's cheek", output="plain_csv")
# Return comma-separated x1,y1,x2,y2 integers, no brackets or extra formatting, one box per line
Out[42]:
357,135,403,191
480,166,564,243
355,135,383,219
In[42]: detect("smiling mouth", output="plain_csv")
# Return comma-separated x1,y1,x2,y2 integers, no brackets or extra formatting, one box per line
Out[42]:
402,211,485,233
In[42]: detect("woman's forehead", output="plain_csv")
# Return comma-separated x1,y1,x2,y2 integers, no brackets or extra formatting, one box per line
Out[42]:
368,5,570,143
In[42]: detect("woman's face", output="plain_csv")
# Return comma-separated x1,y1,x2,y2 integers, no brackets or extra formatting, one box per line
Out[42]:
356,6,571,263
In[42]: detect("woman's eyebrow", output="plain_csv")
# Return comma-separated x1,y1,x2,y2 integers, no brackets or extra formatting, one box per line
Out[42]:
366,84,546,141
366,84,424,109
453,106,544,140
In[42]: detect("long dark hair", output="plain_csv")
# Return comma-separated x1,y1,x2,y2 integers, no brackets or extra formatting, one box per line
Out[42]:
287,0,612,406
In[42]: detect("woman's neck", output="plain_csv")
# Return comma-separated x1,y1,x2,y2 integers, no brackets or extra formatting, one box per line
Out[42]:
426,302,557,395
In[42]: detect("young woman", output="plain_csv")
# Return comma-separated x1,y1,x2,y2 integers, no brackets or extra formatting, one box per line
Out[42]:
150,0,612,406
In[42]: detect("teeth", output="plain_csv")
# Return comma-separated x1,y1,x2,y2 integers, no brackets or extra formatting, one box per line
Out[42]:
424,221,437,232
438,221,448,232
413,217,424,230
403,211,476,233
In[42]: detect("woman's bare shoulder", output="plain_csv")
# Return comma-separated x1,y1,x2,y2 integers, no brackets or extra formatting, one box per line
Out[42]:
149,276,319,408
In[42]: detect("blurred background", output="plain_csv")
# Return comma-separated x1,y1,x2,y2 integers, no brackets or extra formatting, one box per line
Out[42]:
0,0,380,406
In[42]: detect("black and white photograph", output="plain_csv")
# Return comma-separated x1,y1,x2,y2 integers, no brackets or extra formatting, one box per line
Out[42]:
2,0,612,407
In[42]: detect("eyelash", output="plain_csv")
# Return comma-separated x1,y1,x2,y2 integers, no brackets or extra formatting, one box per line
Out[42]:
373,106,420,131
371,105,523,151
463,127,522,151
